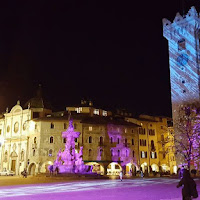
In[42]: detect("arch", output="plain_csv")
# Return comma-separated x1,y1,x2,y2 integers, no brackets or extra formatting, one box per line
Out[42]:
28,163,36,175
10,151,18,157
141,162,148,173
40,161,53,173
151,163,159,172
10,105,23,114
161,164,170,172
85,162,104,175
125,163,138,176
107,162,122,176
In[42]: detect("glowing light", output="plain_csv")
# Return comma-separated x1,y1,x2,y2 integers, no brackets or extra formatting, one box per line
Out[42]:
29,121,35,131
0,136,5,147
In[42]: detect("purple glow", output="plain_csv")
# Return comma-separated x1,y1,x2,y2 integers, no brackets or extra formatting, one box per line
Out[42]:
52,120,92,174
0,178,198,200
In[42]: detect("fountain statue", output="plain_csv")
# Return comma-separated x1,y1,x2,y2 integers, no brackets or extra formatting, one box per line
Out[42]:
52,120,93,174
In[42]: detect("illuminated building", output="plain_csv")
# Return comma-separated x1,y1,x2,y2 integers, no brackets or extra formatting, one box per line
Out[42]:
163,6,200,168
126,115,177,174
0,93,176,176
0,98,140,175
163,7,200,122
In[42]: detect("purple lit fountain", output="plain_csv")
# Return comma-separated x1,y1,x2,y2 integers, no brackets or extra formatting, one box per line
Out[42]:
53,120,93,174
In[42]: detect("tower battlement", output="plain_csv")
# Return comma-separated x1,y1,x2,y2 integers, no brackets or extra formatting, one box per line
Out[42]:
163,7,200,41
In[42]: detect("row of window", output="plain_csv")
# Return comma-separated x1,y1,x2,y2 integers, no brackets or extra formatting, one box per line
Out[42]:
139,140,155,149
88,136,134,145
140,151,157,159
138,128,155,135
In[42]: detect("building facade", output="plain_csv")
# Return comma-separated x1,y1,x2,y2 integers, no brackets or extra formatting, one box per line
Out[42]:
0,98,176,176
126,115,177,175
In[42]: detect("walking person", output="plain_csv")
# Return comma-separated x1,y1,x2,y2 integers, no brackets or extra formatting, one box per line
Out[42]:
140,170,144,179
119,171,123,181
177,169,198,200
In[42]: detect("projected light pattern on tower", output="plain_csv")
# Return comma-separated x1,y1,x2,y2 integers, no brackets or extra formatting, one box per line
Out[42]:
163,7,200,115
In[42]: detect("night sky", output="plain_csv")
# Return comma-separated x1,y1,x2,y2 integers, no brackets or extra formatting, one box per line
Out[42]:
0,1,199,117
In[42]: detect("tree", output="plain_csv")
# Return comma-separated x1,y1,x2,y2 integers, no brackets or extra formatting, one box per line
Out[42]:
173,104,200,170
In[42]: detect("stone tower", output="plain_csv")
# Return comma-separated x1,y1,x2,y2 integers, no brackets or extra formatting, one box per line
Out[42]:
163,6,200,121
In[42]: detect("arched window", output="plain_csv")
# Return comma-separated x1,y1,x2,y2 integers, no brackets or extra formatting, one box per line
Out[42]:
50,123,54,129
124,138,127,147
132,139,134,145
4,151,8,162
49,149,53,156
126,150,128,157
64,123,67,129
21,150,24,161
63,138,66,143
89,149,92,157
110,137,113,143
89,136,92,143
118,150,120,157
100,149,103,156
132,150,135,157
34,137,37,144
33,150,35,156
50,136,54,143
111,149,113,156
178,38,186,51
151,140,155,150
100,136,103,145
117,138,120,144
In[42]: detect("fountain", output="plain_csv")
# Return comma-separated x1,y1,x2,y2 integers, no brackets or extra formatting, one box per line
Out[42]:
52,120,93,174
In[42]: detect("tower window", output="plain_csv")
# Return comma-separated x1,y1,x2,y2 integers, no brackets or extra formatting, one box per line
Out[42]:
89,149,92,157
182,80,185,84
89,136,92,143
50,123,54,129
50,136,54,143
183,90,186,93
178,39,186,51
